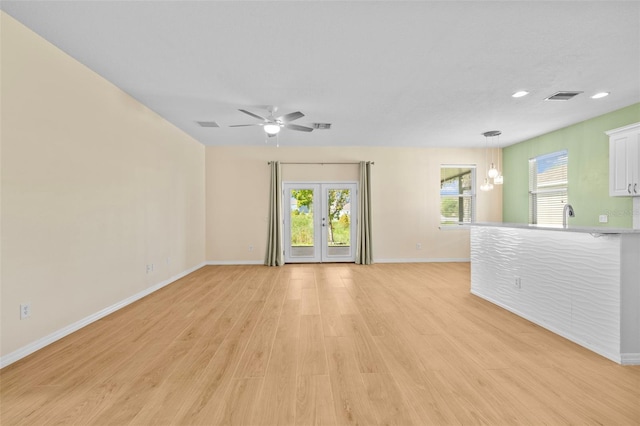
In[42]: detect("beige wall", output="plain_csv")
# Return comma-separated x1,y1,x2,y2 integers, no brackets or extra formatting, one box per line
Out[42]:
0,11,502,361
1,13,205,357
206,146,502,263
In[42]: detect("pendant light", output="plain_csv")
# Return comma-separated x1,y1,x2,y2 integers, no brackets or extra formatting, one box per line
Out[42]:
480,131,494,191
484,130,501,178
487,164,499,179
493,132,503,184
481,130,503,188
480,177,494,192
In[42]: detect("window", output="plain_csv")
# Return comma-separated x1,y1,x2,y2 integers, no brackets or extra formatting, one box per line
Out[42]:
440,165,476,225
529,150,568,225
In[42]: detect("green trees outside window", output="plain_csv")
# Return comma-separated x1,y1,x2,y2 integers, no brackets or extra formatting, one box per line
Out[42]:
290,189,351,246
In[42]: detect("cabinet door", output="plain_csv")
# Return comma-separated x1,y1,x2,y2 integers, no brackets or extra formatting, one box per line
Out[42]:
632,134,640,196
608,124,640,197
609,133,633,196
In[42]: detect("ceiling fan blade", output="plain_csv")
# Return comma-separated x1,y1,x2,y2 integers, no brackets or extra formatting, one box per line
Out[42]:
229,123,261,127
286,123,314,132
238,109,267,121
277,111,304,123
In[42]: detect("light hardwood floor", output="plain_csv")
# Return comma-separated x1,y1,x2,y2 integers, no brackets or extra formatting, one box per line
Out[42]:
1,263,639,425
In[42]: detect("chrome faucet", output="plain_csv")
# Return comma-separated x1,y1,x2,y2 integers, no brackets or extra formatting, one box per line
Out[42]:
563,204,575,228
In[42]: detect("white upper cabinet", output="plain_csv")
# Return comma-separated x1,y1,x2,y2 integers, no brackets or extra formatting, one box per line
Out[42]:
607,123,640,197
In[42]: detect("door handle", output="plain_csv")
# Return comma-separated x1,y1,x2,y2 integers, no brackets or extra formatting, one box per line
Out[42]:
635,183,638,194
628,184,632,194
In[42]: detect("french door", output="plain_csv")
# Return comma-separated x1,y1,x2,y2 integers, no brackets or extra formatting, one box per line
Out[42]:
283,182,357,263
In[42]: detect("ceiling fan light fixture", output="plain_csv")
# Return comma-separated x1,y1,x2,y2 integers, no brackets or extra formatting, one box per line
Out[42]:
263,123,281,135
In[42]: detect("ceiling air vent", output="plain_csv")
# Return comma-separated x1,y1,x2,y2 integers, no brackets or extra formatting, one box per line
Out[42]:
312,123,332,130
196,121,219,127
544,91,583,101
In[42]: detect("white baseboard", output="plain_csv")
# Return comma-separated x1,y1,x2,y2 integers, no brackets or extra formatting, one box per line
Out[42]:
621,353,640,365
206,260,264,265
0,262,206,369
206,259,470,265
374,257,470,263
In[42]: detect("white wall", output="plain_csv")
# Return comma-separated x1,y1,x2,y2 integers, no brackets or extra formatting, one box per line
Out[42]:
0,12,206,359
206,146,502,263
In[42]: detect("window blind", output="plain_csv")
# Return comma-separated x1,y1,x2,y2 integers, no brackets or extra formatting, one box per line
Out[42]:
529,150,568,225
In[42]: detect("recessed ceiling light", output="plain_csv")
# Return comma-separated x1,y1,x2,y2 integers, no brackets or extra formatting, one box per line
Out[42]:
512,91,529,98
591,92,610,99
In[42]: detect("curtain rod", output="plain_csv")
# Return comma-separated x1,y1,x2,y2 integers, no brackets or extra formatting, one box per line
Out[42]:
267,161,374,165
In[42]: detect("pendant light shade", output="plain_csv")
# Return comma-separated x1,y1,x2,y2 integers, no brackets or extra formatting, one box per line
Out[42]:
480,178,494,191
487,163,499,179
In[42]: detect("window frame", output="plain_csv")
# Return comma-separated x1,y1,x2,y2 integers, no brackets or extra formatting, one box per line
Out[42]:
439,164,477,228
528,150,568,225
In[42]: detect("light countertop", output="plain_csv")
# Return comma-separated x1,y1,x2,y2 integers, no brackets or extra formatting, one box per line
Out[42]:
472,222,640,234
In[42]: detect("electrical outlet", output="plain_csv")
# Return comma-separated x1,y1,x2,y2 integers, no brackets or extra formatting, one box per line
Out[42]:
146,264,154,274
20,303,31,320
599,215,608,223
416,243,422,250
249,245,254,252
514,277,521,289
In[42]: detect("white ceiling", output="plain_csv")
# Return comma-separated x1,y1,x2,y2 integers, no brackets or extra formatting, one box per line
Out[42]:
2,1,639,148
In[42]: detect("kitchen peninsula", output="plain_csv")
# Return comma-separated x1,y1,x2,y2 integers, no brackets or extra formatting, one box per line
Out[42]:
471,223,640,364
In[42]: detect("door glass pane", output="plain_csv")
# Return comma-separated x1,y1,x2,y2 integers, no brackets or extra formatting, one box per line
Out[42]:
290,189,315,257
326,188,351,257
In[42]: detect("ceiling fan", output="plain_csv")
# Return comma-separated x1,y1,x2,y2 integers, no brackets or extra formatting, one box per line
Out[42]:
230,106,314,137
